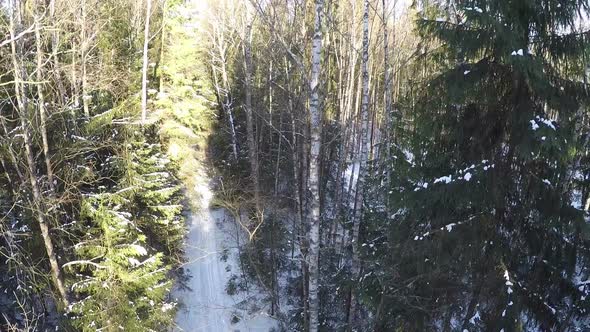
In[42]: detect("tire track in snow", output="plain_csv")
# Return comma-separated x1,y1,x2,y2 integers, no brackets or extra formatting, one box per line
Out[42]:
174,180,277,331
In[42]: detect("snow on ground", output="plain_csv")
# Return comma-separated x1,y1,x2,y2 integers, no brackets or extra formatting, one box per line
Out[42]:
173,179,277,332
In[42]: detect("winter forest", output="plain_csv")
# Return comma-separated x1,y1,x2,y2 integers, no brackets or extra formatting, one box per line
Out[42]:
1,0,590,331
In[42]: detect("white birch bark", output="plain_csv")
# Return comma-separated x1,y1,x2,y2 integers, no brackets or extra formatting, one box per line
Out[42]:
383,0,393,131
211,19,239,160
243,9,260,206
34,16,55,191
9,1,68,307
49,0,67,106
81,0,90,117
348,0,371,328
383,0,394,214
308,0,324,330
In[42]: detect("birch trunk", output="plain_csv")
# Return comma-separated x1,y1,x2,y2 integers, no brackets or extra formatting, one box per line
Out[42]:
81,0,90,117
383,0,394,214
268,60,274,154
243,13,261,207
213,22,239,160
285,58,309,328
348,0,371,328
308,0,324,330
34,16,55,191
72,39,79,110
221,59,239,161
141,0,152,123
9,1,68,307
158,0,167,92
49,0,67,106
0,118,24,183
274,111,282,196
383,0,393,137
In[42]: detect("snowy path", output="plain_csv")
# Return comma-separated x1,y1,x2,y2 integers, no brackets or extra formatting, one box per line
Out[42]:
174,181,277,332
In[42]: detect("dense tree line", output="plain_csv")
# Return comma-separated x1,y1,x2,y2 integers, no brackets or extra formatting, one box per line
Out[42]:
205,0,590,331
1,0,590,331
0,0,196,330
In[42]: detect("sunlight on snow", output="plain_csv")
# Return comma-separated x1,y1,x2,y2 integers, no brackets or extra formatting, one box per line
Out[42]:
167,142,181,159
194,182,214,233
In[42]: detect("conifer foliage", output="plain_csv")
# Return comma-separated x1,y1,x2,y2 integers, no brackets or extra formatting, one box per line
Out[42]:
3,0,590,330
0,0,187,330
366,0,590,330
65,123,182,331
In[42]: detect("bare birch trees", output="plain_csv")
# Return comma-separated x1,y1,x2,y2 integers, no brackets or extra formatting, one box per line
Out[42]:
208,0,239,161
348,0,370,327
34,15,55,190
203,0,413,329
242,7,261,207
1,0,169,320
8,0,68,307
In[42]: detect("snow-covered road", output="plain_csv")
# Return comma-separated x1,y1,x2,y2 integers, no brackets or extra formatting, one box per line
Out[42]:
174,181,276,332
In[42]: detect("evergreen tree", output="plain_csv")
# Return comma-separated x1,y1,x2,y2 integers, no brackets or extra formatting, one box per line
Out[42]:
367,0,590,330
65,123,181,331
129,128,184,264
68,195,172,331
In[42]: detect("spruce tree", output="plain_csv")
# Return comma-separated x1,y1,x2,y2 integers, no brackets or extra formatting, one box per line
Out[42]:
366,0,590,330
128,128,184,264
64,122,182,331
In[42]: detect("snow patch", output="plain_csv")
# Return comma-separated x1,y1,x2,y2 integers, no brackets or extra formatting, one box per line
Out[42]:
174,173,277,331
130,244,148,256
434,175,452,184
465,6,483,13
464,172,472,181
511,49,525,56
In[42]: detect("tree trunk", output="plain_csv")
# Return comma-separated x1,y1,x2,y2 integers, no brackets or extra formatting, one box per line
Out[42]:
286,58,309,328
348,0,370,328
461,278,484,331
382,0,394,215
72,39,80,111
49,0,67,106
158,0,167,92
268,60,274,156
81,0,90,117
270,212,278,315
212,25,239,161
9,1,68,307
243,12,261,207
308,0,324,331
141,0,152,123
274,111,282,196
34,16,55,191
221,58,239,161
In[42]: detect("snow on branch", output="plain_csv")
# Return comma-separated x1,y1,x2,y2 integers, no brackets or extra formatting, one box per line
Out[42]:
413,160,495,192
530,115,557,131
63,260,108,270
413,213,483,241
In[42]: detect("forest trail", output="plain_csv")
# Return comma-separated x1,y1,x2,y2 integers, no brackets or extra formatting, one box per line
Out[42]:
173,168,277,331
170,2,276,330
174,177,231,331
